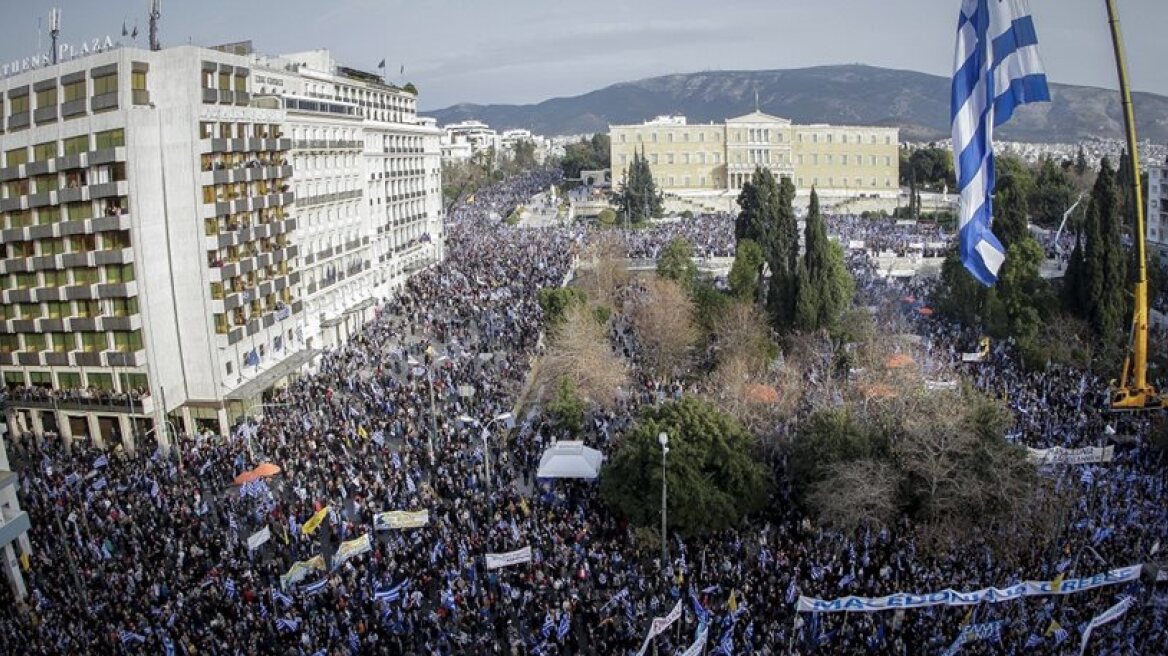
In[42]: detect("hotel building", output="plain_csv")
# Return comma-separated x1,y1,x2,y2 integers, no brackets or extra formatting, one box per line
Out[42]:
609,112,900,210
0,42,443,450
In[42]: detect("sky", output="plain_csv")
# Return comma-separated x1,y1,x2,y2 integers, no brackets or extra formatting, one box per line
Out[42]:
2,0,1164,110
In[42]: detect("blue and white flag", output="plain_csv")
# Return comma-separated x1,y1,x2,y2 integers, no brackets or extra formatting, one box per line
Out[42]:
224,578,237,599
94,454,109,469
373,578,410,602
541,612,555,639
557,612,571,640
118,630,147,644
271,588,294,608
301,579,328,596
276,617,301,632
951,0,1050,284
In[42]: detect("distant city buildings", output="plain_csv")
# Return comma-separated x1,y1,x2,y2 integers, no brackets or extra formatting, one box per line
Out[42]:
0,41,443,447
609,111,900,210
439,120,559,165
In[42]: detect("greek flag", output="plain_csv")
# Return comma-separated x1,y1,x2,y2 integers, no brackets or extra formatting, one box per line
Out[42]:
348,628,360,651
161,631,176,656
951,0,1050,285
557,612,571,640
301,579,328,596
271,588,294,608
542,612,555,638
276,617,301,632
1081,467,1095,486
786,578,799,605
94,454,109,468
118,630,146,644
224,578,237,598
1025,634,1043,649
690,589,710,626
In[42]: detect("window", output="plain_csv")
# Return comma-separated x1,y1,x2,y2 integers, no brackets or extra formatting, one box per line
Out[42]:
202,186,216,204
111,298,138,317
72,268,99,285
9,94,29,114
19,303,42,319
105,264,135,283
88,372,113,390
6,147,27,167
201,70,214,88
234,74,246,92
33,142,57,162
80,332,104,353
131,71,147,91
43,270,66,287
58,372,81,388
667,133,673,143
48,333,68,352
200,122,214,138
884,156,892,166
0,337,19,355
112,330,143,352
63,79,85,102
38,206,62,225
219,72,231,90
63,135,90,155
23,334,46,352
67,203,94,221
619,134,626,143
619,154,627,165
667,154,674,164
36,86,57,109
14,272,37,289
94,129,125,149
75,300,99,318
34,174,58,194
93,73,118,96
840,155,848,166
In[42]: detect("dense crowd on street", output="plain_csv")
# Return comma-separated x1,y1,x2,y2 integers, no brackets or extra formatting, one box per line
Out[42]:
621,214,736,260
2,171,1165,655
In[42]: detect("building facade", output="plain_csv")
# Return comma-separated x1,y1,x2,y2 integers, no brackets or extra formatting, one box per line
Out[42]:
609,111,900,205
0,420,30,599
0,43,442,450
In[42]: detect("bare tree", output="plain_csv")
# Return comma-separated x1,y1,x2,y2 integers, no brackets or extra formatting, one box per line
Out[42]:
628,277,699,379
542,303,628,407
807,459,899,530
577,232,630,307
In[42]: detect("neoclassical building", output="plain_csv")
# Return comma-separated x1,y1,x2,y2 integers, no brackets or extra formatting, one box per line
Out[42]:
609,112,899,206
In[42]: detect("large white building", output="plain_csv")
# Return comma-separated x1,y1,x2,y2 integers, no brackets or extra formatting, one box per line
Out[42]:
0,41,443,449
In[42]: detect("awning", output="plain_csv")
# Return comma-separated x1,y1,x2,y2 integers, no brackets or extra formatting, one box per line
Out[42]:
225,348,320,401
536,441,604,480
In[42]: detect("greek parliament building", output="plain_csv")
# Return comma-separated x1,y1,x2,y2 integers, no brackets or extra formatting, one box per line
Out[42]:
609,112,899,211
0,40,444,451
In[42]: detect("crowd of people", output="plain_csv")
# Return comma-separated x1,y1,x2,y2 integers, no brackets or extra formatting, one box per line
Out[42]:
2,170,1166,655
620,214,737,260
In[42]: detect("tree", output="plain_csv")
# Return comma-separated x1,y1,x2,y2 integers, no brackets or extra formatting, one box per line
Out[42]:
629,277,699,378
1074,145,1088,176
560,134,609,181
401,82,418,95
992,163,1032,252
538,287,587,327
597,208,617,227
901,145,956,190
617,149,663,222
600,397,770,536
728,239,765,301
509,139,538,172
545,376,587,434
656,237,697,288
806,459,899,530
1062,158,1127,340
1030,157,1078,228
794,189,854,331
578,232,630,306
543,304,628,408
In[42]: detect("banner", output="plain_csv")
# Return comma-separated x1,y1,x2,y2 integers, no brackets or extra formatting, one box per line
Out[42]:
333,533,372,566
796,564,1142,612
1079,596,1134,656
373,510,429,530
247,526,271,551
1027,445,1114,466
485,546,532,570
680,624,709,656
280,555,326,589
301,506,330,535
635,600,683,656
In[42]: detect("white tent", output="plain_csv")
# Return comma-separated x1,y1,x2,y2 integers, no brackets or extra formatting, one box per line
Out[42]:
536,441,604,479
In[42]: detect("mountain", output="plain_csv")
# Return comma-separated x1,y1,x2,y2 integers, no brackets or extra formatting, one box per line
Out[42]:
426,65,1168,144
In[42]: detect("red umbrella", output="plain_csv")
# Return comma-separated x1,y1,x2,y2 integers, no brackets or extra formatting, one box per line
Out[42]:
233,470,262,485
253,463,282,478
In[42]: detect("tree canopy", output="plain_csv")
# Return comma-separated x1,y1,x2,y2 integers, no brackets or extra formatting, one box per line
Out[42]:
728,239,765,302
600,397,771,536
794,189,854,331
1063,158,1127,341
617,149,663,222
656,237,698,288
560,134,609,181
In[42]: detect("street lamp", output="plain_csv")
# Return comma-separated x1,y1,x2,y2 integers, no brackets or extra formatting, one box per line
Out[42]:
658,431,669,569
460,412,512,491
411,352,448,467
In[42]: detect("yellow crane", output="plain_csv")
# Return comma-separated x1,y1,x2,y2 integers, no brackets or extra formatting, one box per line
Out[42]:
1106,0,1165,410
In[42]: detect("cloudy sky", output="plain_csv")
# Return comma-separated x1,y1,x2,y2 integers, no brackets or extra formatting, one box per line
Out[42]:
3,0,1164,109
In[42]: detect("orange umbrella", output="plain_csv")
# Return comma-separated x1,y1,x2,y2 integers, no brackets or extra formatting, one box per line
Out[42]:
918,307,934,317
253,463,282,478
233,470,262,485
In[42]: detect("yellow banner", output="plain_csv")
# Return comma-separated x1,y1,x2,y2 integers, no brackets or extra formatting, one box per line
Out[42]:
279,555,326,589
301,506,330,536
373,510,429,530
334,533,372,565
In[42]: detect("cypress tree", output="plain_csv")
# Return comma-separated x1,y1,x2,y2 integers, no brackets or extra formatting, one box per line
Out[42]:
1074,145,1088,176
1064,158,1127,339
794,188,853,331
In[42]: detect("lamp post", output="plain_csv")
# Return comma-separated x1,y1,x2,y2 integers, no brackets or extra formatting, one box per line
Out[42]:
412,352,448,467
658,431,669,569
460,412,512,491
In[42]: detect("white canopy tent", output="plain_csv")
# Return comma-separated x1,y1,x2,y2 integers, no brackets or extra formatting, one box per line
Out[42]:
536,441,604,480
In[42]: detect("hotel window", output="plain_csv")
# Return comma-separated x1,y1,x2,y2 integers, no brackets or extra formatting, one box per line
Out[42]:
23,334,46,353
34,174,58,194
38,207,61,226
36,86,58,109
683,133,689,142
5,179,30,198
67,203,94,221
63,135,89,155
712,153,720,163
93,73,118,96
855,178,862,188
812,134,818,144
132,70,147,89
33,142,58,162
214,313,229,334
871,177,878,187
14,272,37,289
43,270,66,287
825,154,833,165
18,302,41,318
79,332,103,353
885,135,892,145
63,79,86,102
682,153,690,164
6,147,28,167
841,134,848,144
75,300,99,318
234,74,246,92
10,94,29,115
88,372,114,390
886,178,892,187
45,302,66,319
72,268,99,285
112,330,143,352
105,264,135,283
219,72,231,90
48,333,69,353
95,129,125,149
0,336,18,354
870,156,878,166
